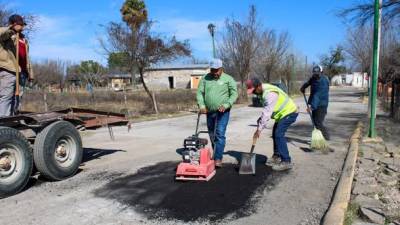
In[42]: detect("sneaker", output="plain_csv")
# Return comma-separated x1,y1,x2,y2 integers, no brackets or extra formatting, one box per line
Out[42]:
266,155,281,166
215,160,223,168
272,161,293,171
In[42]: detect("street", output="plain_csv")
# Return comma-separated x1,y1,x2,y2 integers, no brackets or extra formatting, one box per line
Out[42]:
0,87,367,225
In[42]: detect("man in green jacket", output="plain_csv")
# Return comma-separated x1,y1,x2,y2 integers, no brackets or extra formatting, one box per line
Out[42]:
196,58,238,167
0,14,33,117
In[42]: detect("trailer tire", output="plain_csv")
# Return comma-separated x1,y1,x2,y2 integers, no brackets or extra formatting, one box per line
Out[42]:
0,127,33,199
34,121,82,181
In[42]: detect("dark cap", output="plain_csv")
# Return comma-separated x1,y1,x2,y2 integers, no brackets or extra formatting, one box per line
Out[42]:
246,77,262,94
8,14,26,26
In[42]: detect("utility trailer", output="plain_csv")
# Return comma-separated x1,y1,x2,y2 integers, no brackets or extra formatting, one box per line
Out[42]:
0,108,129,198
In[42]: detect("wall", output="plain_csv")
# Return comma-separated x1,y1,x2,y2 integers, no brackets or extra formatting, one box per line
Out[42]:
144,68,208,90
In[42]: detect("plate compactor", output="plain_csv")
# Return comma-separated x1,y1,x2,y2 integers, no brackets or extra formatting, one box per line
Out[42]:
175,113,216,181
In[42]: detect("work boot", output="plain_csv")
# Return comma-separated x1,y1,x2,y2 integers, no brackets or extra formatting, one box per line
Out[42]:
265,155,281,166
215,160,223,168
272,161,293,171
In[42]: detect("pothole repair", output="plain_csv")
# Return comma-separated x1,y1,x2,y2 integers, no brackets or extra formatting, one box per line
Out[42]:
95,161,286,222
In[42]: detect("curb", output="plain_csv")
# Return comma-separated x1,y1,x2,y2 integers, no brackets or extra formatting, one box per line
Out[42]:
322,121,364,225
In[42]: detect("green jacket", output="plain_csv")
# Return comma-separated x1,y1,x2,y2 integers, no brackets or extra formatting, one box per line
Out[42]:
196,73,238,112
0,26,33,78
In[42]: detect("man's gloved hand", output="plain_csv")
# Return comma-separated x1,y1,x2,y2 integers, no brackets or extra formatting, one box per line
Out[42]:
300,87,305,93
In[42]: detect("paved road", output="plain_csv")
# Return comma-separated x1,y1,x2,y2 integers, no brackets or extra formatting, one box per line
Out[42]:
0,87,367,225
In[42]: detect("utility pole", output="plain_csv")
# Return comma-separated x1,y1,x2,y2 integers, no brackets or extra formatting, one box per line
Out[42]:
368,0,382,138
207,23,216,58
305,56,308,81
290,54,295,95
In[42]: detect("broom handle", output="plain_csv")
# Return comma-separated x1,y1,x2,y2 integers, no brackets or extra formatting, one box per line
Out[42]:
303,93,315,127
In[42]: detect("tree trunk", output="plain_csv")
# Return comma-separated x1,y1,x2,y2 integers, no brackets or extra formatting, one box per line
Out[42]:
138,68,159,114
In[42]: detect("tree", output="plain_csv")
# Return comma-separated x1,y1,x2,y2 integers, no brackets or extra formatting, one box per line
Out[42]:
256,30,291,82
0,4,12,26
32,60,66,89
108,52,130,73
343,26,373,73
100,0,191,114
67,60,107,87
218,5,261,99
319,45,347,79
338,0,400,26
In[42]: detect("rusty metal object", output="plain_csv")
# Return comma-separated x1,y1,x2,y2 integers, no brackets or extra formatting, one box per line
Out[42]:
0,108,129,130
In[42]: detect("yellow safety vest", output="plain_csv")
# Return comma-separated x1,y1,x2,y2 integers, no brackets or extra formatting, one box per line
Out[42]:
261,84,297,121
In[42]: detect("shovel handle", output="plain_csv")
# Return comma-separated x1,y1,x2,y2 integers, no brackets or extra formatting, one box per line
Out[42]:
15,33,20,97
252,136,257,146
250,136,257,154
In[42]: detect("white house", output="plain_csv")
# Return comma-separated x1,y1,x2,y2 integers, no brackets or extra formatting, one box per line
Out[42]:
331,72,368,87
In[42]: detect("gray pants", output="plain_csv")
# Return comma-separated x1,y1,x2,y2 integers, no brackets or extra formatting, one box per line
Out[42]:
0,70,16,117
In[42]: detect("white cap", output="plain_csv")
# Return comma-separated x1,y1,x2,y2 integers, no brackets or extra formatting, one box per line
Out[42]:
209,58,223,69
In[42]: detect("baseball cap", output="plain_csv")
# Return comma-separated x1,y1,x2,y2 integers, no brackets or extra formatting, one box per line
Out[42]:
246,78,262,94
8,14,26,26
209,58,223,69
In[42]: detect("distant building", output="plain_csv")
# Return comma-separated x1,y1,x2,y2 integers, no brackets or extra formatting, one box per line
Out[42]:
144,64,210,90
331,72,368,87
108,64,211,90
108,74,132,91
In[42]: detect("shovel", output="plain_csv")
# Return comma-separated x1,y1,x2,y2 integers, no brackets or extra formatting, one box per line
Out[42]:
239,136,257,175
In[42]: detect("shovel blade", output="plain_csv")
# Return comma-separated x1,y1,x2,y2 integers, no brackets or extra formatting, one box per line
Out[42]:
239,153,256,175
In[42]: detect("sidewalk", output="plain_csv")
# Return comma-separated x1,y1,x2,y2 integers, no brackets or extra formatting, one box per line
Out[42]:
348,115,400,225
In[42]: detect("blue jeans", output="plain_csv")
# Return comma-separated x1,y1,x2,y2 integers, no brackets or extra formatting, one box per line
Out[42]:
206,110,230,160
272,113,298,162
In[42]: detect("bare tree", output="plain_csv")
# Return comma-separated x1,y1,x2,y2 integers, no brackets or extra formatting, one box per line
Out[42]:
0,4,12,26
338,0,400,26
32,60,66,89
343,25,373,73
218,5,261,99
255,30,291,82
100,0,190,114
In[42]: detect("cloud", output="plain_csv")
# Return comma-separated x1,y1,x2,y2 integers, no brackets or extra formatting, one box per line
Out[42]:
29,14,105,64
28,14,223,63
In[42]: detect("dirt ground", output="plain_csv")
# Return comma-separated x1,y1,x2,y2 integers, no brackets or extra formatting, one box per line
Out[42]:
0,87,367,225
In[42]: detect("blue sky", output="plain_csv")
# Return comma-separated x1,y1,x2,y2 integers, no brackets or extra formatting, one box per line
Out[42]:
4,0,356,65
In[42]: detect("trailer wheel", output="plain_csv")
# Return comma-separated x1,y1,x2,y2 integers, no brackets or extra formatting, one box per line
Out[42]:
34,121,83,181
0,127,33,198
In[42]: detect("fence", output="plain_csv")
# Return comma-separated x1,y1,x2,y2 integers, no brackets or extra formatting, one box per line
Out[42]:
21,89,198,117
378,79,400,121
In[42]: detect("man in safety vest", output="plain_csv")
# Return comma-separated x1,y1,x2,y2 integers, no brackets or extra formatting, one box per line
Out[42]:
246,78,298,171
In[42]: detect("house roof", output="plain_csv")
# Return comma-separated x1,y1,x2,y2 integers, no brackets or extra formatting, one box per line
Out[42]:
108,74,132,79
147,63,210,71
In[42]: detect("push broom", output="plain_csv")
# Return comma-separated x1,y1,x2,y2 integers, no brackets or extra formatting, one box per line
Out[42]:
303,93,328,151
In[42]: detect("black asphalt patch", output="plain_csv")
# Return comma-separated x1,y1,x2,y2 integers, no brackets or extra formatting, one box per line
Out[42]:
94,161,285,223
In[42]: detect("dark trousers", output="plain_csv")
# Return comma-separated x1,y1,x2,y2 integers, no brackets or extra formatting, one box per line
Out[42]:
272,113,299,162
312,106,330,140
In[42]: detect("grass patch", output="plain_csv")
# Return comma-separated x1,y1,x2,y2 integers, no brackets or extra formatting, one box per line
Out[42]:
344,202,360,225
